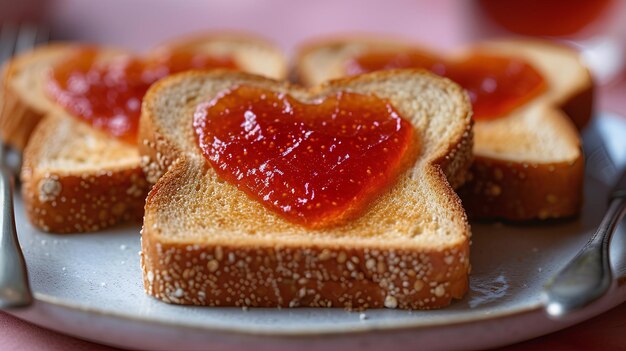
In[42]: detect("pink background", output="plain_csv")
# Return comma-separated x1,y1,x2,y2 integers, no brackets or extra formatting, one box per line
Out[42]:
1,0,626,349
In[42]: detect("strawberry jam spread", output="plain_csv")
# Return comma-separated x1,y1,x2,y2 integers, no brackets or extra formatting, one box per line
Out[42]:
194,86,414,227
346,51,546,120
345,51,446,77
47,48,237,144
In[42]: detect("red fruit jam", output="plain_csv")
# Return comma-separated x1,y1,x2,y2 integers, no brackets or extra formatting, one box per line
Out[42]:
445,54,546,120
47,47,237,144
345,50,447,76
194,86,414,227
346,51,546,120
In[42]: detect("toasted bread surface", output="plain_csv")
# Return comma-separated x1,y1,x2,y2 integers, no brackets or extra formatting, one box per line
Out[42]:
3,34,287,233
21,112,147,232
295,37,590,220
139,70,473,309
0,44,79,150
152,32,288,80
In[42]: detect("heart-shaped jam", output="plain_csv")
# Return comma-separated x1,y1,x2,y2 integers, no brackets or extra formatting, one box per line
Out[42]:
194,86,414,227
346,51,546,120
47,48,237,144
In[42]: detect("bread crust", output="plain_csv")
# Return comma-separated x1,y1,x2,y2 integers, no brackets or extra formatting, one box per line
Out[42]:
140,70,473,309
0,44,74,150
459,155,584,220
21,164,147,233
560,77,594,130
21,114,149,233
0,72,44,151
294,37,591,221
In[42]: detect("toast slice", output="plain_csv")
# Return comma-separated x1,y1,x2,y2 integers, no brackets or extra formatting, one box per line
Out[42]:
2,34,287,233
1,34,287,152
21,111,147,232
139,70,473,309
0,44,86,151
295,37,591,220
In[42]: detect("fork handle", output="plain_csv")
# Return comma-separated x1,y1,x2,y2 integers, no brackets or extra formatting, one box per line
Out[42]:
543,198,626,318
0,167,32,308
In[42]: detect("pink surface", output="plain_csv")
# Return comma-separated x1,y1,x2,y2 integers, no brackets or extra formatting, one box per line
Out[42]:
1,0,626,350
48,0,466,51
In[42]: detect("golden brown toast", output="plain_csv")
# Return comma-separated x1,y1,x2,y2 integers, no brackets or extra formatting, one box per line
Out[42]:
295,37,591,220
139,70,473,309
1,34,287,233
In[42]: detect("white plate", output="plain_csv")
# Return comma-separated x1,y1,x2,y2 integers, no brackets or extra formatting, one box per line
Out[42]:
5,113,626,351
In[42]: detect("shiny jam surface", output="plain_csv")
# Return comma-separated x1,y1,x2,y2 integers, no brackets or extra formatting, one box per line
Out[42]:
47,48,237,144
346,51,546,120
345,51,446,76
194,86,414,227
445,54,546,120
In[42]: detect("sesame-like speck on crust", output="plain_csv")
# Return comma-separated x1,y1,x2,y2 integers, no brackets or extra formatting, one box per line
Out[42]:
21,167,148,233
141,238,469,310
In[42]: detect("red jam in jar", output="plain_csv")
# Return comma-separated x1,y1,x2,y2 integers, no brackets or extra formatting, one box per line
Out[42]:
47,47,238,144
346,51,546,120
194,86,414,227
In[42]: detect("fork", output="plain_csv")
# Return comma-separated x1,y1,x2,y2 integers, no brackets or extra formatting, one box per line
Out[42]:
0,22,48,309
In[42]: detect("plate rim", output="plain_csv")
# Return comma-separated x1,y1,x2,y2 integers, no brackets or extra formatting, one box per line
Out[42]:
26,278,626,336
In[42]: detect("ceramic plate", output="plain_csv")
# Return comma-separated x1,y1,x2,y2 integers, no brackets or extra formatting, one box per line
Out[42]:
6,113,626,351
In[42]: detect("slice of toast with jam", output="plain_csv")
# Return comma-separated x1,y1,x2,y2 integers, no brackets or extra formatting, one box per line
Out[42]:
139,70,473,309
0,33,287,232
295,37,591,221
